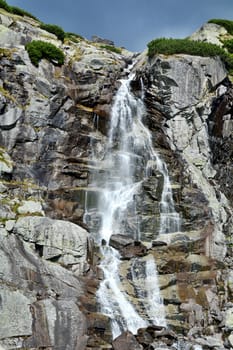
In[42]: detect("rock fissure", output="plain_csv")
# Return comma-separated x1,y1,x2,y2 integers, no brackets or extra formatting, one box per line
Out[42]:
0,12,232,350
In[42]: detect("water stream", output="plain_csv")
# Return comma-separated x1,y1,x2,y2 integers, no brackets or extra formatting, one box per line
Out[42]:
84,70,180,339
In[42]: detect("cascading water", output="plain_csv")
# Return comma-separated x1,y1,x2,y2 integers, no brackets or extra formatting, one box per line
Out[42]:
84,69,180,339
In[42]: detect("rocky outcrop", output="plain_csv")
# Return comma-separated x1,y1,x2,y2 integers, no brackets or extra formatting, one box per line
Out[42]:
0,218,88,349
189,22,227,46
0,8,233,350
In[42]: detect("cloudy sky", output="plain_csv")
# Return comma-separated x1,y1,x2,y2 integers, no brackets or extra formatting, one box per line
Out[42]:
7,0,233,52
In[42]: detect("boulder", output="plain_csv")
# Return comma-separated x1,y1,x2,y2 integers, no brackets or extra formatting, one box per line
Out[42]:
109,234,134,249
109,234,147,259
17,200,44,215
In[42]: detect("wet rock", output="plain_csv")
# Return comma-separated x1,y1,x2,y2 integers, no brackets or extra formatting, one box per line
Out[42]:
87,313,112,344
109,234,135,249
0,10,232,349
109,234,147,259
137,325,177,348
112,331,143,350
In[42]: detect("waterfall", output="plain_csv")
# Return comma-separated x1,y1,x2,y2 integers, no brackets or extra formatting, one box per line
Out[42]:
84,70,180,339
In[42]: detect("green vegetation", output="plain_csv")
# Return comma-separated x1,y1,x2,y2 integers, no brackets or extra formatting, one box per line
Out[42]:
40,23,65,42
65,32,84,43
223,39,233,53
0,0,11,12
208,19,233,35
11,6,38,20
147,37,233,73
0,0,86,46
26,40,65,67
0,0,37,20
100,45,122,54
147,37,225,57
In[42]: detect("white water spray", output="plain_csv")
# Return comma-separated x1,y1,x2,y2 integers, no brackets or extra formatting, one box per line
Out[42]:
84,70,180,339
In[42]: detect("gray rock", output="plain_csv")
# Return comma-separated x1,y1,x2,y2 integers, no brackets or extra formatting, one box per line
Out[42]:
0,11,232,348
189,22,227,46
0,232,87,348
14,216,89,272
5,220,15,232
0,286,33,340
113,331,143,350
92,35,115,46
17,200,44,215
109,234,135,249
23,299,87,349
0,107,21,129
0,14,14,28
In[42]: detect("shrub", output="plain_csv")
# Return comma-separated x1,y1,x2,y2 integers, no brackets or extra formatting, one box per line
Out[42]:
40,23,65,42
147,37,225,57
11,6,38,20
147,37,233,73
0,0,38,20
224,54,233,74
26,40,65,66
0,0,11,12
208,19,233,35
65,32,84,42
100,45,122,54
223,39,233,53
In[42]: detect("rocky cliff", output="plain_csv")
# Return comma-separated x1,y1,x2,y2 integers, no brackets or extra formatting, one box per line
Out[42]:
0,8,233,350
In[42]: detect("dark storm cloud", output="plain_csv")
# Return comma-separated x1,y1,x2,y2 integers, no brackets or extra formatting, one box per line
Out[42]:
7,0,233,51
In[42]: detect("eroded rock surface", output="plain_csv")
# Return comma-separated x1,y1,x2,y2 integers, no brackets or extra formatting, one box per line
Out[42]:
0,9,233,350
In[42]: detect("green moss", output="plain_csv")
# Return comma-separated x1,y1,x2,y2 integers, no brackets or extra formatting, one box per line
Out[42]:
208,19,233,35
100,45,122,54
26,40,65,67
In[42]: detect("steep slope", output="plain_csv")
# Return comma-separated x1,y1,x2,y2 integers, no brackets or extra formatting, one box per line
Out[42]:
0,8,132,350
0,7,233,350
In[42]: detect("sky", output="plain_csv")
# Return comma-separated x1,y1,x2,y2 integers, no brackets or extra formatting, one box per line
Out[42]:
7,0,233,52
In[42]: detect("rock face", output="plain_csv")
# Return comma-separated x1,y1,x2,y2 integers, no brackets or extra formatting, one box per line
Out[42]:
0,221,88,349
189,22,227,46
0,9,233,350
0,9,130,349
